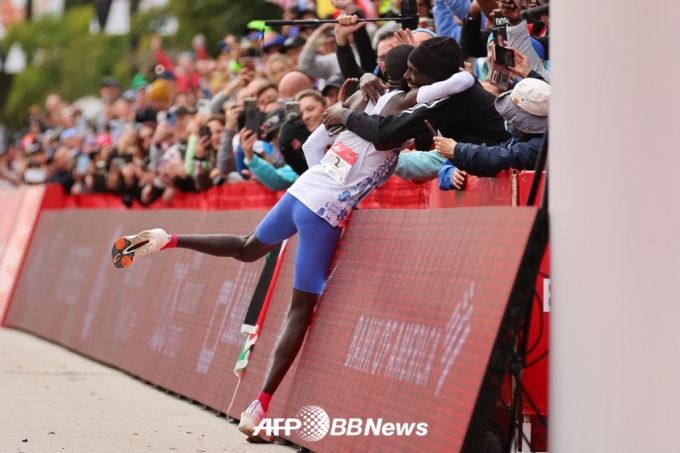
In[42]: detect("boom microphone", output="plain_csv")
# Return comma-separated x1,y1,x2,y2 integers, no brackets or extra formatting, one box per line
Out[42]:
520,4,549,20
266,0,419,30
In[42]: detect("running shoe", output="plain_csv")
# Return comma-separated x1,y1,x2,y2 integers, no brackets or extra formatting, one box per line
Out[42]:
239,400,274,443
111,228,169,269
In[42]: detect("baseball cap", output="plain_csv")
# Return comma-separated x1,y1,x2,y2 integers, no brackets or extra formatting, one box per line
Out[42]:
101,76,119,88
322,74,344,96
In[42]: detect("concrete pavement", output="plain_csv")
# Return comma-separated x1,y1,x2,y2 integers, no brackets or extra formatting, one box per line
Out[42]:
0,327,298,453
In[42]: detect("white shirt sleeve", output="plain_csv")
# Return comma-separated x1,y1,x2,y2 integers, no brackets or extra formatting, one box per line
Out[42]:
416,71,476,103
302,125,336,167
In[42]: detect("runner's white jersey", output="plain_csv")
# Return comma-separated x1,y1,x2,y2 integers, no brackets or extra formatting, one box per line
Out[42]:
287,90,403,227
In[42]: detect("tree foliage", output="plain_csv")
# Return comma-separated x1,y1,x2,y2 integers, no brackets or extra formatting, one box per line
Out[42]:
1,0,283,129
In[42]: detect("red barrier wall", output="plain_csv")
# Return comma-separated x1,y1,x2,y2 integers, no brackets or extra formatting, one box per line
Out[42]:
429,170,514,209
58,177,430,211
5,204,540,452
0,186,44,323
516,170,549,450
5,209,269,409
3,172,548,451
268,208,540,452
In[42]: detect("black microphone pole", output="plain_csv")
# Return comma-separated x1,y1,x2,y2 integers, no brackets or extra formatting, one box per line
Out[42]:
265,0,419,30
520,4,549,20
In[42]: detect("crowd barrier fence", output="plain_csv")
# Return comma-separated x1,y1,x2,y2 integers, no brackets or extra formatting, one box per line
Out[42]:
1,172,547,452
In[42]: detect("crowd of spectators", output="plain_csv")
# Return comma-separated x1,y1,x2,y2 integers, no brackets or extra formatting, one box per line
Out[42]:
0,0,550,203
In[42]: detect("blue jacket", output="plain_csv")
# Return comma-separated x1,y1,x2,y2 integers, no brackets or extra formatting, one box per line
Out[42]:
438,136,542,189
452,136,543,177
395,150,446,181
246,154,298,191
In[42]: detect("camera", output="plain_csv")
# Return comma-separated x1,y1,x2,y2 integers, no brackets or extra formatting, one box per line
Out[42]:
199,126,211,141
284,101,301,121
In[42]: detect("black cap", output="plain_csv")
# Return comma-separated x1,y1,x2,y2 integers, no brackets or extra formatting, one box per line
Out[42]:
322,74,344,96
283,36,306,51
101,76,119,88
169,105,196,116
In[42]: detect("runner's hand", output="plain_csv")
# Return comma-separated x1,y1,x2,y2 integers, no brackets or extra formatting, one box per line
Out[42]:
359,73,387,104
322,102,349,130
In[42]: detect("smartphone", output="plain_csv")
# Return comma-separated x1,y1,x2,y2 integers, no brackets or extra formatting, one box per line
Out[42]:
76,154,90,175
492,27,508,44
328,125,345,136
284,101,301,121
244,98,257,111
493,44,515,67
199,125,211,140
244,98,264,134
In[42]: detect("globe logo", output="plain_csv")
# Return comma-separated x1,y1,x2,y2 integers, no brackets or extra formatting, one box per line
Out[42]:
295,405,330,441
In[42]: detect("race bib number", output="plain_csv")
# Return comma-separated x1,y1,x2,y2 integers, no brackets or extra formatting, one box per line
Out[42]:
320,141,358,185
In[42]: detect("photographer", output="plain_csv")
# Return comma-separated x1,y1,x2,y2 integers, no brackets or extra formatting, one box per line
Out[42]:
47,146,75,194
240,109,298,191
498,0,550,82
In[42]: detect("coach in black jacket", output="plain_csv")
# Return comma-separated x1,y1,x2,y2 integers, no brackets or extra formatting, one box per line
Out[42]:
322,37,511,147
436,78,549,188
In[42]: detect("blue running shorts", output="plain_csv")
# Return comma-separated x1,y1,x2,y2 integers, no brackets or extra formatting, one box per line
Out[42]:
255,193,342,295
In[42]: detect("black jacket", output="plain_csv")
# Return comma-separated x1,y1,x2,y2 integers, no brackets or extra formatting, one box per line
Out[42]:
344,83,511,146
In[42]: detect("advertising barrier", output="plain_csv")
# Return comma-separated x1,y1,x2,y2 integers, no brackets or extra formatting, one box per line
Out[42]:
0,186,45,323
263,208,543,452
5,204,544,452
516,171,549,451
4,209,269,409
3,171,549,451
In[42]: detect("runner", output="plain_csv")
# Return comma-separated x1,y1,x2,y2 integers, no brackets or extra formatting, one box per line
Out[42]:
111,38,472,443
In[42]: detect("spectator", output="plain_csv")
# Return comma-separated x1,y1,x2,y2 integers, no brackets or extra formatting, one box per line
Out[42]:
322,74,345,106
278,71,314,102
499,0,550,82
323,37,510,147
48,146,75,194
282,36,306,67
241,109,298,191
151,34,204,93
436,78,549,188
265,54,295,85
298,24,352,80
297,89,326,133
146,80,173,117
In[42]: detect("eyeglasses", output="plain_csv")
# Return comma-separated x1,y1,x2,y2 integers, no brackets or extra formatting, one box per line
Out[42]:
277,97,293,104
376,55,386,63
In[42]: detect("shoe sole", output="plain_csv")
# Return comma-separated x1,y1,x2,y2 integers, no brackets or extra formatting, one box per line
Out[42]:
111,234,151,269
239,412,274,443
